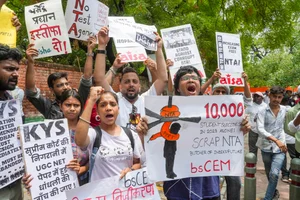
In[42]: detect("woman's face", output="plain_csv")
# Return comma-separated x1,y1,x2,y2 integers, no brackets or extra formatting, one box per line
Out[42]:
97,93,119,126
60,96,81,121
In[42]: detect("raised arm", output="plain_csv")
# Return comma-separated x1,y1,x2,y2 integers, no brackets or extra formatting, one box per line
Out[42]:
83,36,97,79
153,32,168,95
75,86,104,148
105,53,127,86
201,68,221,94
25,44,39,92
242,72,251,98
93,27,110,91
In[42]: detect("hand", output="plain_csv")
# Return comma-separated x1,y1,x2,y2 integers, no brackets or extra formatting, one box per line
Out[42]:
66,159,80,174
89,86,105,103
166,59,174,68
26,44,38,63
136,117,149,135
240,115,250,135
17,131,20,140
97,26,110,48
12,13,21,31
275,140,288,153
211,68,222,81
154,32,163,49
22,174,33,190
120,167,131,179
242,72,248,81
87,35,97,51
144,58,157,71
113,53,127,69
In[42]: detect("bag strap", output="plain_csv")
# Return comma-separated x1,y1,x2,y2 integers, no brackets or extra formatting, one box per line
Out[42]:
89,126,102,180
122,127,135,151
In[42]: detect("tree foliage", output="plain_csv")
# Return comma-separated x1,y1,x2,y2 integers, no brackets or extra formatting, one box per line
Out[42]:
6,0,300,85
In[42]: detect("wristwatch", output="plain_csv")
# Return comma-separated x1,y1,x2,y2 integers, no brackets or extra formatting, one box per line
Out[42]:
96,49,106,54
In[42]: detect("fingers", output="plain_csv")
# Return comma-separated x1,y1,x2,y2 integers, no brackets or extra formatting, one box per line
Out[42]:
119,168,131,179
22,174,33,189
137,117,149,135
166,59,174,68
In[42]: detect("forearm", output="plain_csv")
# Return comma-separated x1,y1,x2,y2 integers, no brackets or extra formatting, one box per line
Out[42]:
83,51,94,79
25,60,36,91
93,46,110,90
75,100,94,147
78,163,89,175
201,77,213,94
167,74,173,94
131,163,141,170
105,69,115,86
153,49,168,94
243,81,251,98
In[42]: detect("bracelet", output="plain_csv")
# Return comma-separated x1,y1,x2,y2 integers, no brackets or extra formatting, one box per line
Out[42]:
86,52,94,57
79,116,90,124
110,67,117,75
96,49,106,54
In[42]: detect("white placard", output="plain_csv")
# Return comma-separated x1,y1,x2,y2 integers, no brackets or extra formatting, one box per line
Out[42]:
25,0,72,58
0,100,23,189
20,119,78,200
161,24,206,78
65,0,109,41
216,32,244,86
144,95,244,182
66,168,160,200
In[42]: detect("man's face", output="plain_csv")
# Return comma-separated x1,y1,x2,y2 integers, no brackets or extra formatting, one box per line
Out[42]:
253,94,263,104
177,72,201,96
212,87,228,96
286,90,292,97
119,72,141,102
269,93,284,107
51,77,71,99
0,59,19,91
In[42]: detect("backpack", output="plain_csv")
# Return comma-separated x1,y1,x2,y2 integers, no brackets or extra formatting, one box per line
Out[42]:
89,126,135,179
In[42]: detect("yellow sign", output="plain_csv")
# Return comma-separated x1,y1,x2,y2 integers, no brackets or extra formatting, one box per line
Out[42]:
0,5,17,47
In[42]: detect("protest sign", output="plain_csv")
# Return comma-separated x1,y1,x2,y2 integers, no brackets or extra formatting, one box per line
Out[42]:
0,100,23,189
20,119,78,200
25,0,72,58
161,24,206,81
0,5,17,47
65,0,109,41
144,95,244,182
66,168,160,200
216,32,244,86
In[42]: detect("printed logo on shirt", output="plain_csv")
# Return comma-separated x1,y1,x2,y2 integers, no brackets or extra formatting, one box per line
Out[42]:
98,145,133,162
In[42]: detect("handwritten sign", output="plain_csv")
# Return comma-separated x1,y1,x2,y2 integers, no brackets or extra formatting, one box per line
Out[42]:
161,24,206,81
144,95,244,182
0,100,23,189
20,119,78,200
0,5,17,47
65,0,109,41
216,32,244,86
66,168,160,200
25,0,72,58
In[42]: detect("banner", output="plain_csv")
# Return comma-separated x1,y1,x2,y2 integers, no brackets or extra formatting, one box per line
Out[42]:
216,32,244,86
20,119,78,200
66,168,160,200
0,100,23,189
65,0,109,41
161,24,206,81
144,95,244,182
0,5,17,47
25,0,72,58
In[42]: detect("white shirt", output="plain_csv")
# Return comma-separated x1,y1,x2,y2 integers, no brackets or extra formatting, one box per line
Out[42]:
87,128,143,182
244,96,268,133
111,85,157,128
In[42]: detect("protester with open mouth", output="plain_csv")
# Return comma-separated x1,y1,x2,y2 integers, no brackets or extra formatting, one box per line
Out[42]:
75,86,144,182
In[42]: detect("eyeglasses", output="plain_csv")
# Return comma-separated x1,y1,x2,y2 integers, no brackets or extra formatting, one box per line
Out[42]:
180,75,199,81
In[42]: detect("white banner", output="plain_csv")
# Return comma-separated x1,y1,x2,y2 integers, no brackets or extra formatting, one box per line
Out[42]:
161,24,206,78
144,95,244,182
65,0,109,41
25,0,72,58
0,100,23,189
20,119,78,200
216,32,244,86
66,168,160,200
